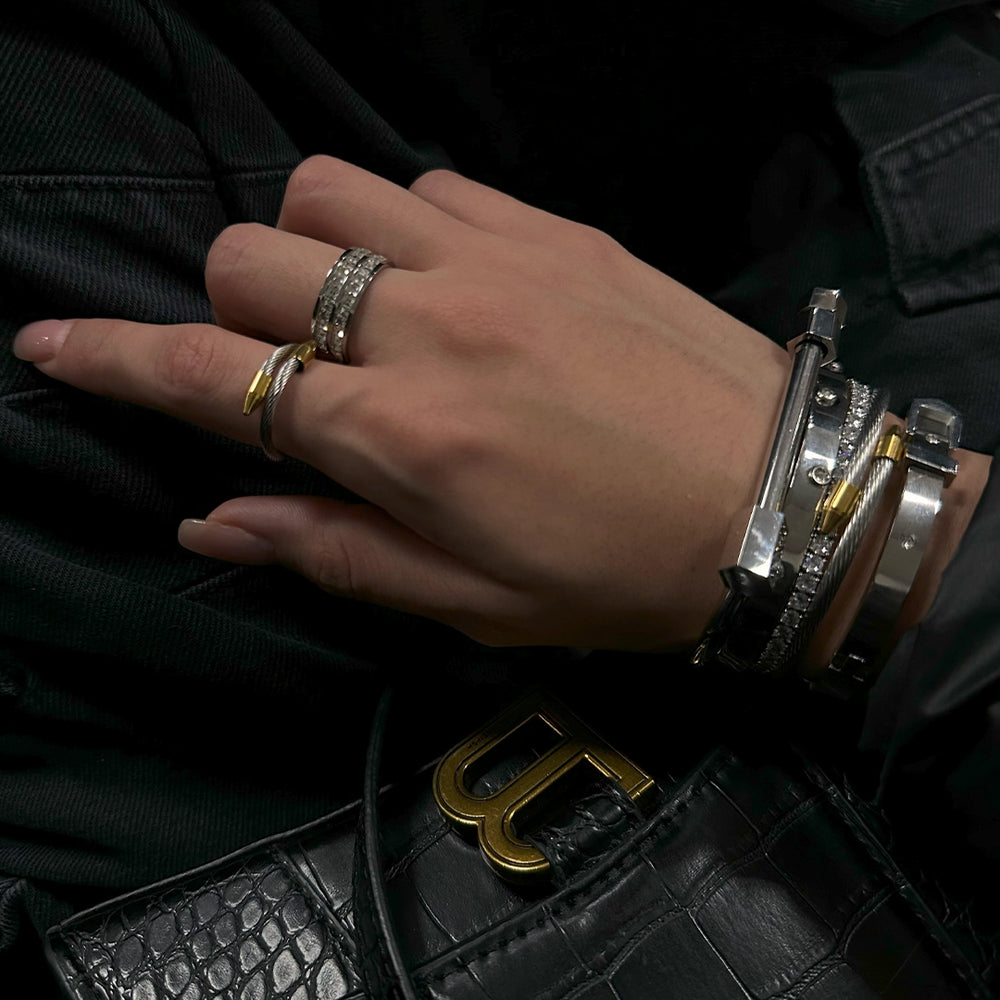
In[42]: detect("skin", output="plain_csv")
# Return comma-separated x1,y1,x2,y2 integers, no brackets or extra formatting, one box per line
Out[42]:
12,156,991,664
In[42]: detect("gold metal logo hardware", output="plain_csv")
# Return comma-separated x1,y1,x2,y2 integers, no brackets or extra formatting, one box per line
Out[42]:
432,691,655,881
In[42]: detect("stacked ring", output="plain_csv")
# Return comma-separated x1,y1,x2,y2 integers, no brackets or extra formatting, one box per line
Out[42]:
312,247,392,364
243,339,317,461
241,245,391,460
311,248,367,356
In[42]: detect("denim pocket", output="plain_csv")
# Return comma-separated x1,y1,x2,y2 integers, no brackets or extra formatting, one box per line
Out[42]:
860,93,1000,314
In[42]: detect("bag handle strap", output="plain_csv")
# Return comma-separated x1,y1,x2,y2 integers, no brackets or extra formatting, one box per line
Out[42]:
353,686,420,1000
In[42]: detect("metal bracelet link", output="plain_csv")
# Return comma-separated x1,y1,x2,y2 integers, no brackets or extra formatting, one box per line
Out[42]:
819,399,962,696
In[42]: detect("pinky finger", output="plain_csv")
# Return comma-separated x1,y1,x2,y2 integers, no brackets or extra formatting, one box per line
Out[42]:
178,495,524,644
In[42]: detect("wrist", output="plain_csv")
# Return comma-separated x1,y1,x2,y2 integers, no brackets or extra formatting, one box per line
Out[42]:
695,287,989,686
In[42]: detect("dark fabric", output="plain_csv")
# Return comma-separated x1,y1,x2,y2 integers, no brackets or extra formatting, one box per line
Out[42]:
819,0,990,33
861,459,1000,963
2,0,1000,994
714,6,1000,454
833,13,1000,314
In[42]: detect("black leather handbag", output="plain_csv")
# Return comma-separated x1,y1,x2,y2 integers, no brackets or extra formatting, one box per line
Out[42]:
45,689,993,1000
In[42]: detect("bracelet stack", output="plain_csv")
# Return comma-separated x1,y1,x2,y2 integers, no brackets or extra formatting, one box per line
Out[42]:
693,288,962,696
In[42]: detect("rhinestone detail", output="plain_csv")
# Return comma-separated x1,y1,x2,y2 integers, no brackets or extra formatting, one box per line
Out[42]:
755,379,874,675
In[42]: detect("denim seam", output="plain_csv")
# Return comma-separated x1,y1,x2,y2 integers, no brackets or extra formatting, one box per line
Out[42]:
0,168,295,192
862,94,1000,305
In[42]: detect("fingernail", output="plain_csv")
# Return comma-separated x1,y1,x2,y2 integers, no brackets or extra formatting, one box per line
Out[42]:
178,518,276,564
13,320,72,362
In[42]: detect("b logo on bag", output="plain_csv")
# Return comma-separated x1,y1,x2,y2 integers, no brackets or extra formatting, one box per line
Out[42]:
433,691,655,881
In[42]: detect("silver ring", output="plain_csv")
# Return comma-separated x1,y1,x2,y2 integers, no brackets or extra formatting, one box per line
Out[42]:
312,247,392,364
311,248,368,355
243,340,317,461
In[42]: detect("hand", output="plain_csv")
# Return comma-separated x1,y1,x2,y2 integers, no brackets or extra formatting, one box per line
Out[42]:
14,156,790,649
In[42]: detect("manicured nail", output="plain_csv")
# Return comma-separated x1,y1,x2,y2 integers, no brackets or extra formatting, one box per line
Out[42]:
13,320,72,362
178,518,277,564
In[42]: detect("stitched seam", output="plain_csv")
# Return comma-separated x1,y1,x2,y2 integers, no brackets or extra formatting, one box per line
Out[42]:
134,0,225,206
0,168,295,191
174,565,253,598
864,95,1000,294
867,94,1000,166
800,760,992,999
685,795,822,909
894,246,1000,294
46,929,95,997
358,824,401,1000
771,885,894,1000
270,846,360,979
560,828,893,1000
384,818,450,882
417,760,907,998
878,111,1000,188
554,906,685,1000
0,387,64,407
865,156,927,289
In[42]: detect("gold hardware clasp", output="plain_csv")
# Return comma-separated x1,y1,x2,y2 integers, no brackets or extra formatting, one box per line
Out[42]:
432,692,655,882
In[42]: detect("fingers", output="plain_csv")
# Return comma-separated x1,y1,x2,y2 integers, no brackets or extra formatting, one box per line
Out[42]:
275,156,471,269
179,495,525,644
274,157,596,265
13,317,364,469
205,224,407,363
410,169,587,247
206,225,338,342
205,159,589,368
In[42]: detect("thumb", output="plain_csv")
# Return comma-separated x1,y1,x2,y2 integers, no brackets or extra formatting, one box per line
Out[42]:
178,494,521,641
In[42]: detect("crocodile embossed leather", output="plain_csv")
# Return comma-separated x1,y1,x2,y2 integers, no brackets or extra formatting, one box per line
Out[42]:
46,731,990,999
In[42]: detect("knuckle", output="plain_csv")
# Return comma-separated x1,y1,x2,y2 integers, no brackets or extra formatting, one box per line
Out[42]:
312,530,365,600
567,221,623,262
205,223,269,297
409,423,490,493
284,154,346,206
361,393,482,492
62,319,131,389
408,167,455,199
154,327,221,404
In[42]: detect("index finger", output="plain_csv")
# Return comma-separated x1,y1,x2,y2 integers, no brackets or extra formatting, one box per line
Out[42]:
13,317,368,472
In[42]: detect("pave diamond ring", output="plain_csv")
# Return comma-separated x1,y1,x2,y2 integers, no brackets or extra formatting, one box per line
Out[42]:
311,248,392,364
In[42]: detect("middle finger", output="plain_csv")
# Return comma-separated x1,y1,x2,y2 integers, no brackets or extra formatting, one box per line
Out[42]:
207,223,407,365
